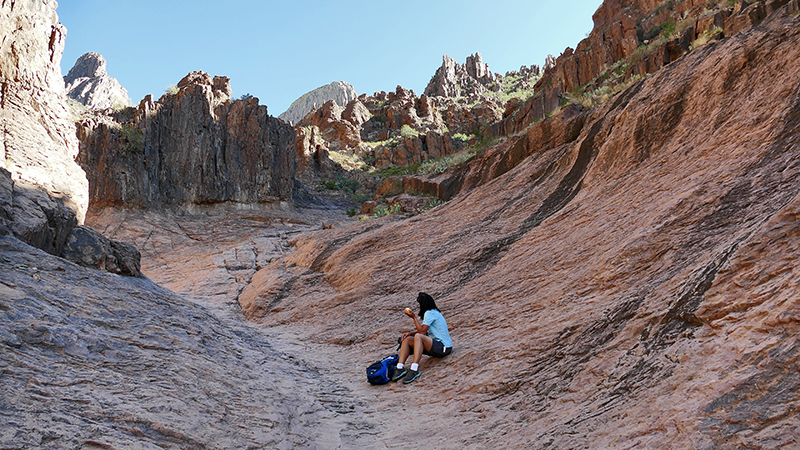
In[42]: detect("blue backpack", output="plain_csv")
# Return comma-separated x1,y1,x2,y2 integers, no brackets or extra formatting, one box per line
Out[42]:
366,354,399,385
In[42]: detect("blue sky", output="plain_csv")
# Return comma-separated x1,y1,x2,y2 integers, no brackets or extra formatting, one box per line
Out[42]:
58,0,602,115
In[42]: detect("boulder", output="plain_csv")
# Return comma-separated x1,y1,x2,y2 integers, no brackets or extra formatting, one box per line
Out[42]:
0,168,140,276
60,225,141,277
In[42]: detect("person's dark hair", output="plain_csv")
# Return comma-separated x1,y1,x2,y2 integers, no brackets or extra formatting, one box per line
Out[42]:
417,292,439,321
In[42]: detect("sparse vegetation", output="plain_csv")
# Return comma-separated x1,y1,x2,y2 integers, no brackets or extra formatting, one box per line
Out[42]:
399,124,421,139
565,74,646,109
329,150,370,171
320,176,360,194
66,97,91,120
413,197,446,215
492,72,541,104
165,85,179,95
371,202,403,219
690,25,723,50
120,124,145,153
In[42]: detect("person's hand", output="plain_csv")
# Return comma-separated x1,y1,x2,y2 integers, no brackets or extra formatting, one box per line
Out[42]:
403,307,414,318
401,332,409,341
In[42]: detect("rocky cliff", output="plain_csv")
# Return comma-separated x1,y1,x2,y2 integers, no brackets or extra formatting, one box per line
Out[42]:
76,71,296,209
64,52,131,110
424,52,500,98
496,0,799,135
278,81,358,126
0,0,88,222
240,5,800,448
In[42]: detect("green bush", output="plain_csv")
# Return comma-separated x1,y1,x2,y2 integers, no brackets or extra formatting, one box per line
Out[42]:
371,203,403,219
399,124,420,139
319,176,360,193
120,124,144,153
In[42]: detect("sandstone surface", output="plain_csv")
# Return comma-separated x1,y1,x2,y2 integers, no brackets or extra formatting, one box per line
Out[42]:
76,71,296,209
0,234,378,449
279,81,358,125
0,0,88,222
64,52,131,110
239,9,800,448
498,0,799,134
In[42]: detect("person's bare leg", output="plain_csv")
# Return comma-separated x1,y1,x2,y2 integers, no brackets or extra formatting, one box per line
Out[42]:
412,334,434,365
399,335,413,365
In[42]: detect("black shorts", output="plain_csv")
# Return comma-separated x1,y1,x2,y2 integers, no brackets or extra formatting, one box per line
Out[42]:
423,339,452,358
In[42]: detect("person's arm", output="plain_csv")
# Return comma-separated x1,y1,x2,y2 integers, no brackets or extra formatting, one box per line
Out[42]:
404,309,429,335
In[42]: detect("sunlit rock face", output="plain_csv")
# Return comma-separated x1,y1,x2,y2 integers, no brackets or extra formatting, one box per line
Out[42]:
64,51,131,110
0,0,88,222
76,71,296,209
279,81,358,126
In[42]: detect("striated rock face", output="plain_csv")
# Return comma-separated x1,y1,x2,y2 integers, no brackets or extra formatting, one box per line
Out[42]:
0,234,378,448
64,52,131,110
0,0,89,222
239,9,800,447
279,81,358,125
497,0,798,133
424,53,500,98
76,71,296,209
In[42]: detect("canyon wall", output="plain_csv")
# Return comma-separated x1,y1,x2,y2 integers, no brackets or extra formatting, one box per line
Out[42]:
497,0,798,135
76,71,296,209
0,0,88,222
240,6,800,447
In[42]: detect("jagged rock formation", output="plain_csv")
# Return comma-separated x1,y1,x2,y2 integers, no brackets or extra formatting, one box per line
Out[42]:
0,167,140,276
278,81,358,125
497,0,799,134
75,71,296,209
240,6,800,448
64,52,131,110
295,86,503,174
0,0,89,222
424,53,500,98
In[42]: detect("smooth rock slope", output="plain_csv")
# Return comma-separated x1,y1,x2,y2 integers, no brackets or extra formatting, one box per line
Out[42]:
0,236,379,448
240,9,800,448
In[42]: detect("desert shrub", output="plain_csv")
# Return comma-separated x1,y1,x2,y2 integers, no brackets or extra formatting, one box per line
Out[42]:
371,203,403,219
165,85,179,95
320,176,359,194
399,124,420,139
120,124,145,153
690,25,723,50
